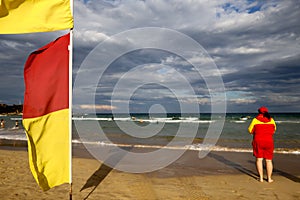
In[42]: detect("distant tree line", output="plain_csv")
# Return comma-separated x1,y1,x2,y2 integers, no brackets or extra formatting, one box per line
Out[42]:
0,104,23,115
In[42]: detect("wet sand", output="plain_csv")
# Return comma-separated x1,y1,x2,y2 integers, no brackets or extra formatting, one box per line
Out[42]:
0,144,299,200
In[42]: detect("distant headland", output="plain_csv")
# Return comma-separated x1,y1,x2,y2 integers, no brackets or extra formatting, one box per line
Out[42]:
0,104,23,115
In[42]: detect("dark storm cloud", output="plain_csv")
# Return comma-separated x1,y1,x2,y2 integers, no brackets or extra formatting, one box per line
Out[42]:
0,31,69,104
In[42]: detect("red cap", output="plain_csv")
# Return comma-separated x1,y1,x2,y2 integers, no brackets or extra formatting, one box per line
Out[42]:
258,106,268,113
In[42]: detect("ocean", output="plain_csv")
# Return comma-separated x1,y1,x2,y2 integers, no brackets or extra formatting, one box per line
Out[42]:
0,113,299,155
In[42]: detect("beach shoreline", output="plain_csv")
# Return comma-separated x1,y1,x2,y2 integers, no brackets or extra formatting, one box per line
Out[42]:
0,143,299,199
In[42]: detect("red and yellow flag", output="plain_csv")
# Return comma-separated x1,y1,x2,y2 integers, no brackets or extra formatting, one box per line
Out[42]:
22,33,71,191
0,0,73,34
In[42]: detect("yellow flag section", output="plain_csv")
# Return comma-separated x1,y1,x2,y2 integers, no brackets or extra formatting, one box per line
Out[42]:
22,33,70,191
0,0,73,34
23,109,70,191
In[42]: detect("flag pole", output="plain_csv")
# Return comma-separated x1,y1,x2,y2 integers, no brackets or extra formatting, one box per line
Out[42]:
68,29,73,200
68,1,74,199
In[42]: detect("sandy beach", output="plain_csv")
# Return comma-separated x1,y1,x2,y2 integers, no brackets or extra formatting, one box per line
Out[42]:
0,145,299,200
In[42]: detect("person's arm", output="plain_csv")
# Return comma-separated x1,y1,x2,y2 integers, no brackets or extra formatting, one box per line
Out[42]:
271,118,276,132
248,118,257,134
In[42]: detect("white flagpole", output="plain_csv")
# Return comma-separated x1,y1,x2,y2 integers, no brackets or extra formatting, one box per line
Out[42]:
69,1,74,199
68,29,73,200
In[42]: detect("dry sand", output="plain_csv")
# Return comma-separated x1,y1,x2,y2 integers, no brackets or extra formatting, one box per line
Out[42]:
0,146,299,200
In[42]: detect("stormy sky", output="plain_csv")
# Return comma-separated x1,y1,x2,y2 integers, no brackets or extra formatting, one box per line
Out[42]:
0,0,299,113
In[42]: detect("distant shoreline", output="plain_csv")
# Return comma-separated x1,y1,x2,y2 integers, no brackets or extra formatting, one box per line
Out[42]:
0,113,22,116
0,103,23,115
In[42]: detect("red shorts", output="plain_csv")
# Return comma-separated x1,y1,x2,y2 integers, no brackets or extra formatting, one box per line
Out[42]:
252,140,274,160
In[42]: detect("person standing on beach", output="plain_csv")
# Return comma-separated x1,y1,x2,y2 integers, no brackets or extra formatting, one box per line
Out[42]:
15,120,19,129
0,119,5,129
248,106,276,183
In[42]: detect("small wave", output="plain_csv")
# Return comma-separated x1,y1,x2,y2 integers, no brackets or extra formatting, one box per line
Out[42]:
10,117,22,121
274,148,300,155
72,117,114,121
72,117,214,124
0,133,27,141
185,144,253,153
230,120,247,123
76,141,300,155
275,120,300,124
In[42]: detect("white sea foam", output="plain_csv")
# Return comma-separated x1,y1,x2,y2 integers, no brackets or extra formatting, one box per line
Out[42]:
9,117,22,121
72,117,214,124
231,120,247,123
77,140,300,155
275,120,300,124
0,131,27,141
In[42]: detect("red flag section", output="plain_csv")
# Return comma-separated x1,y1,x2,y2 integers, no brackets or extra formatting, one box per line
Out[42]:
23,33,69,119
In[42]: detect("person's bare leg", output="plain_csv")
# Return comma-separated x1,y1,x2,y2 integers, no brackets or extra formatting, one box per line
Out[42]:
266,159,273,183
256,158,264,182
